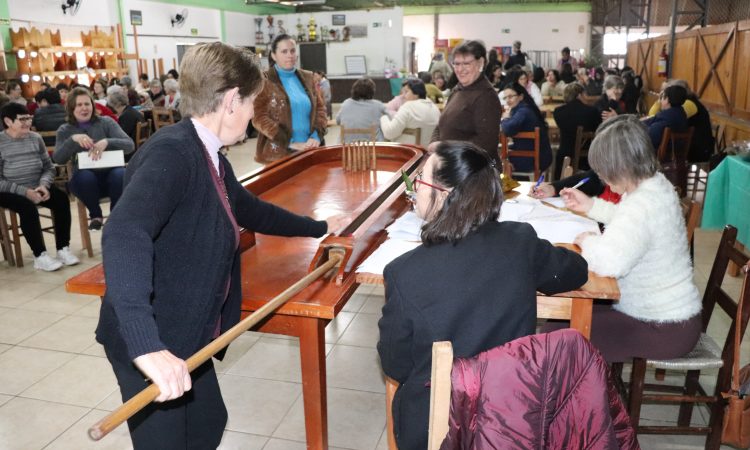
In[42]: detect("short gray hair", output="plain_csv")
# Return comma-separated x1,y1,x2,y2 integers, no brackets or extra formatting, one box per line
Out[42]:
106,85,123,96
602,75,624,94
588,115,658,184
666,78,692,95
149,79,162,89
107,91,128,108
163,78,179,94
178,42,263,118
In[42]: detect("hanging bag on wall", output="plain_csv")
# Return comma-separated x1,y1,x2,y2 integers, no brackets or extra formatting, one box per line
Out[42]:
721,264,750,448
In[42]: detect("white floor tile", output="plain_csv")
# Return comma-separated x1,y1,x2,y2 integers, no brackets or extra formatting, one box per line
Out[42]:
0,279,58,308
326,344,386,393
217,430,268,449
0,346,74,395
337,313,381,348
20,315,98,353
0,309,65,345
0,397,89,450
43,408,134,450
220,375,301,436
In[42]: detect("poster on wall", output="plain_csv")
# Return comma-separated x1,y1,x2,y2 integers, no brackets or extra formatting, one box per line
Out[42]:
332,14,345,26
130,10,142,26
345,55,367,75
348,25,367,38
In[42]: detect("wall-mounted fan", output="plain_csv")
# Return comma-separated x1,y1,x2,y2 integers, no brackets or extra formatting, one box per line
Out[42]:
171,9,188,28
61,0,82,15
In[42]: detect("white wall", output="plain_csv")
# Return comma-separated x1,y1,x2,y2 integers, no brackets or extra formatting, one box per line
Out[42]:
121,0,222,77
405,12,591,71
9,0,120,29
226,8,404,76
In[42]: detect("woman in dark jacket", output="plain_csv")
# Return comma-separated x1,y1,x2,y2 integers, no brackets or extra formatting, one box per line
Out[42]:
378,141,588,450
594,75,625,122
501,82,553,174
552,82,601,179
96,42,345,449
431,40,502,163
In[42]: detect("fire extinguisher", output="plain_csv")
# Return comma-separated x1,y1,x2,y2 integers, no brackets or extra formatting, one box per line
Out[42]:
657,44,668,77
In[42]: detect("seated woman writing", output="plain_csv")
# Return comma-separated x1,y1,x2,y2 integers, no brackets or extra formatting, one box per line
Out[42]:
377,141,588,450
542,115,701,363
501,82,553,175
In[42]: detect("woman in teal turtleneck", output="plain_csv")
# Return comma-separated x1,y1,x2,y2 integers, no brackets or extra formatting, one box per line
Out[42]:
252,34,328,164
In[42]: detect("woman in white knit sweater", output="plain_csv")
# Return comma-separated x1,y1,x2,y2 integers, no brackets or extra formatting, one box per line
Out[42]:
554,115,701,363
379,79,440,147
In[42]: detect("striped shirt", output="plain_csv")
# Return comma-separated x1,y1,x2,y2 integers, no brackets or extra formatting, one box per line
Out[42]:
0,131,55,196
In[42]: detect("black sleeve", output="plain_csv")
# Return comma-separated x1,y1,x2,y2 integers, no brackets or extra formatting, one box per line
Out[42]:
223,158,327,237
550,170,605,197
528,230,589,295
377,264,415,384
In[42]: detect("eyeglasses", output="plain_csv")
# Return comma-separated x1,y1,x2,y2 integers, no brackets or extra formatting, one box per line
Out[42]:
505,94,519,100
16,116,32,122
414,170,448,192
452,59,478,69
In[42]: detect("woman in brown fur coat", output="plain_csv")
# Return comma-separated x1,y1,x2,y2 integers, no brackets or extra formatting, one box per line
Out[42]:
252,34,327,164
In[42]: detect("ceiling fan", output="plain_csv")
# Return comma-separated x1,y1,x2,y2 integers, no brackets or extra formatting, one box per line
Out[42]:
61,0,82,15
171,8,189,28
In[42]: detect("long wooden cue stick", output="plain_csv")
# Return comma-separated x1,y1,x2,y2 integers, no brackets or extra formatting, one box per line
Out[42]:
89,252,344,441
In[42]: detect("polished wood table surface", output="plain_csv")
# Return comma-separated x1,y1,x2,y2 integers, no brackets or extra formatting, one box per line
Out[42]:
65,144,426,450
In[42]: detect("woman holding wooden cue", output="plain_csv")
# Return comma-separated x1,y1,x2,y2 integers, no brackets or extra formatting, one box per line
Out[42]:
96,42,345,449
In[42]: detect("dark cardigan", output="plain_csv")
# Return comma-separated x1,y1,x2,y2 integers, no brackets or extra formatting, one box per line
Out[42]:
96,119,327,362
378,220,588,450
431,76,502,163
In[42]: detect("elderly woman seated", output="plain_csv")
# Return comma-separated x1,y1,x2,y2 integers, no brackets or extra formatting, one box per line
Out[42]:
0,103,78,271
148,79,165,107
336,77,385,142
542,115,702,363
53,87,134,231
107,90,145,150
594,75,625,122
163,78,181,111
378,140,587,450
379,79,439,147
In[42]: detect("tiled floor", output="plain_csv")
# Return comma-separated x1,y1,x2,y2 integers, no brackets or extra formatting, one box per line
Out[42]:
0,125,747,449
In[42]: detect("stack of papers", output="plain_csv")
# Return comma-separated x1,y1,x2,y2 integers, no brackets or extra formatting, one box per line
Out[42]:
357,212,424,275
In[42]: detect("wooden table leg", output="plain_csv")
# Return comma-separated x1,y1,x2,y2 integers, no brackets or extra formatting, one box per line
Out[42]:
569,298,593,339
298,317,329,450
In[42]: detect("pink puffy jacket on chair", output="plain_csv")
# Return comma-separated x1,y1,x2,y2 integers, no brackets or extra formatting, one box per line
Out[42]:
440,329,639,449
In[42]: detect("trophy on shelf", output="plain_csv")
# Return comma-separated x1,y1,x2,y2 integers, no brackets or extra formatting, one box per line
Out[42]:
296,18,306,42
308,16,317,42
254,17,264,44
266,15,275,43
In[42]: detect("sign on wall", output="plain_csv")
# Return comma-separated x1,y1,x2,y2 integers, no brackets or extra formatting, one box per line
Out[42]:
130,10,142,26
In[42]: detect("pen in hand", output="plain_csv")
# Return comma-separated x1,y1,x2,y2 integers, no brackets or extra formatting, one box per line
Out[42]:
570,177,590,190
532,174,545,193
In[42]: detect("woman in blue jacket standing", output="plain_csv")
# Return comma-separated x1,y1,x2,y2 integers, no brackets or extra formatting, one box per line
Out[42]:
500,82,552,175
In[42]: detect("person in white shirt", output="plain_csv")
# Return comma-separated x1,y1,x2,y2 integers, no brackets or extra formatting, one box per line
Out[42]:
540,69,566,98
379,79,440,147
544,115,702,363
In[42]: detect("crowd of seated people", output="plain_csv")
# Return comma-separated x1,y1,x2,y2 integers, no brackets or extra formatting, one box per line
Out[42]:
379,79,440,146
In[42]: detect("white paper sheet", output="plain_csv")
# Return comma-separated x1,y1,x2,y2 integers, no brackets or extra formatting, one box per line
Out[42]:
356,239,422,275
385,211,423,241
525,219,600,244
542,197,567,209
77,150,125,169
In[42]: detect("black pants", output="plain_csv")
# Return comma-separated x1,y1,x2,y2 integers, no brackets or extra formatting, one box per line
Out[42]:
0,186,71,257
104,348,227,450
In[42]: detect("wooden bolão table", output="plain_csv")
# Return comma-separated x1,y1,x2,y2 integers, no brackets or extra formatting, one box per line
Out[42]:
65,144,426,449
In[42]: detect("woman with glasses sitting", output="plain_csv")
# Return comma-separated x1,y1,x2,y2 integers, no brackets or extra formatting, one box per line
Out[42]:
377,140,588,450
501,82,553,175
0,103,78,271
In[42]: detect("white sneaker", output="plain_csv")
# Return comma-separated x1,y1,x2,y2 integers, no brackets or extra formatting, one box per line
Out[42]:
34,252,63,272
56,247,80,266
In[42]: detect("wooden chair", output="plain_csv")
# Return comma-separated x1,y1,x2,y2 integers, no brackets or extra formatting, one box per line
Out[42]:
622,225,750,449
152,107,175,130
688,123,723,201
135,119,152,150
572,126,595,172
0,207,20,267
401,127,422,147
428,341,453,450
657,127,694,197
499,127,542,180
560,155,573,179
340,126,377,171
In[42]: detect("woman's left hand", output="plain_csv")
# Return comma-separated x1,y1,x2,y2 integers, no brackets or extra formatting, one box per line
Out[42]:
88,139,108,161
304,138,320,150
574,231,597,247
325,214,349,234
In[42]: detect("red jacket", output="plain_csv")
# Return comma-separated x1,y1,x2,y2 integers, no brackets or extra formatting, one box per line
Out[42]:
440,330,639,450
